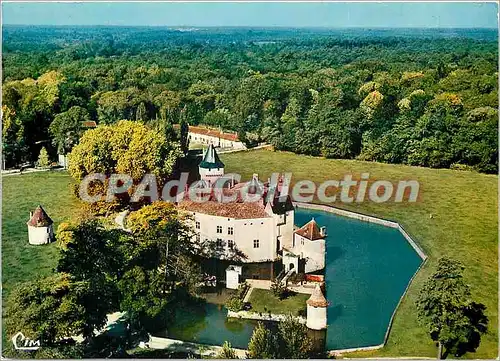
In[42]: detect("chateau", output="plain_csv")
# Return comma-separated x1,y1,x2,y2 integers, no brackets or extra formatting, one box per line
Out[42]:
178,144,326,280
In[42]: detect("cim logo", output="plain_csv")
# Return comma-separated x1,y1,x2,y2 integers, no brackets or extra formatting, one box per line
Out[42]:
11,332,41,351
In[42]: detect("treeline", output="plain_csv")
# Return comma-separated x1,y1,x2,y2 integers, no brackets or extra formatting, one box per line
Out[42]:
2,26,498,172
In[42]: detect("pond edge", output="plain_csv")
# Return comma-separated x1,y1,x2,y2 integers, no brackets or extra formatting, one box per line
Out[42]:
293,201,428,355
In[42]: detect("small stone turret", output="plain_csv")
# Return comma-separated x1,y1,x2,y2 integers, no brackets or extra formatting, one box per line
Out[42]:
306,284,328,330
27,205,54,245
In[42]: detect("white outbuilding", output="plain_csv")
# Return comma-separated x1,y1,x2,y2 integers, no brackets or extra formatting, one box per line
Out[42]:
306,284,328,330
226,265,243,289
27,205,54,245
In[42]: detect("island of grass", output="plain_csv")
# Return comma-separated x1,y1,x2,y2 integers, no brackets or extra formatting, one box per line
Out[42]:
247,289,309,317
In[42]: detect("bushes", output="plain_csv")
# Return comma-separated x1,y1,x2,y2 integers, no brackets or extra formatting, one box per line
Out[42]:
225,281,249,312
270,278,288,300
225,295,244,312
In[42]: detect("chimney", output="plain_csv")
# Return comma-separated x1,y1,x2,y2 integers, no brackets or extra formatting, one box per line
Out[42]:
320,226,327,237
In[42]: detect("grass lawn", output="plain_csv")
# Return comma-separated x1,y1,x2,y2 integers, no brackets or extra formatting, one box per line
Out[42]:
221,149,498,359
248,288,309,317
2,171,81,297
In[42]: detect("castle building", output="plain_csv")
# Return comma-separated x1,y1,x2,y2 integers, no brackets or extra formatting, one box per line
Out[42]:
27,205,54,245
283,219,326,274
177,145,326,281
306,284,329,330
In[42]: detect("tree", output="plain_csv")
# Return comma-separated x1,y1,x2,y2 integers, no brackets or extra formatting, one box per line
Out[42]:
5,273,93,346
69,120,180,181
217,341,238,359
56,219,123,339
118,202,203,327
3,71,66,165
67,120,182,212
49,106,91,154
2,105,27,167
416,258,488,359
225,296,244,312
247,322,278,359
179,107,190,155
247,315,313,359
37,146,50,168
136,102,147,122
270,277,288,300
278,314,314,359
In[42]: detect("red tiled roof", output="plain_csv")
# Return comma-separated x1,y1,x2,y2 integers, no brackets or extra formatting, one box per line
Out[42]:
178,185,269,219
295,219,324,241
186,125,240,142
178,199,269,219
27,205,53,227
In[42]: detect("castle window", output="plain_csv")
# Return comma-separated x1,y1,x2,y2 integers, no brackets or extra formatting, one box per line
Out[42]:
253,239,260,248
196,234,200,242
228,227,234,235
196,221,200,229
217,238,223,248
228,240,234,249
217,225,223,233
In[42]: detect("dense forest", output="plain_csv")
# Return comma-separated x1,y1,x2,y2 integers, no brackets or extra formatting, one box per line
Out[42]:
2,26,498,172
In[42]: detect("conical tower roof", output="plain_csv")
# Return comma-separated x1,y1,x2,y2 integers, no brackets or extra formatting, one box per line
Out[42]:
307,284,328,308
199,144,225,169
27,205,53,227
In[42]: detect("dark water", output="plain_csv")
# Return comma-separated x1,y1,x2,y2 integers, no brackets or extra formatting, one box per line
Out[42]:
155,303,256,349
295,208,422,350
159,207,422,351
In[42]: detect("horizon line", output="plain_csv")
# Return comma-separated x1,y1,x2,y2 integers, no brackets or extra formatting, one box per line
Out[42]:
3,24,498,29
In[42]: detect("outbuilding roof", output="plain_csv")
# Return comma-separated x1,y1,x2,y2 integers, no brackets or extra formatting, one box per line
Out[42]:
294,218,324,241
307,284,329,308
27,205,53,227
188,125,240,142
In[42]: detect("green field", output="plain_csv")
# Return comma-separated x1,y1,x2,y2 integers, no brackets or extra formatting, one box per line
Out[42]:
2,171,81,296
2,151,498,358
248,289,309,317
221,149,498,359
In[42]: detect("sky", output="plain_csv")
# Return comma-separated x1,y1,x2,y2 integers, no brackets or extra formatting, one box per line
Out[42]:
2,2,498,28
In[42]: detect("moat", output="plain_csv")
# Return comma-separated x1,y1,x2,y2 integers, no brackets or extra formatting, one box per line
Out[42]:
159,207,423,351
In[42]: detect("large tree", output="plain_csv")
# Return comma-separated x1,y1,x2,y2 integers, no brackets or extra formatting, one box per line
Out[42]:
5,273,96,346
416,258,488,359
178,110,190,155
67,120,181,212
247,322,279,359
278,314,314,359
56,220,123,339
49,105,91,154
247,315,313,359
118,202,203,327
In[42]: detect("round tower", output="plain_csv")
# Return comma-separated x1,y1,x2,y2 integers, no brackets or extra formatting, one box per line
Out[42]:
27,205,54,245
199,144,225,187
306,284,328,330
